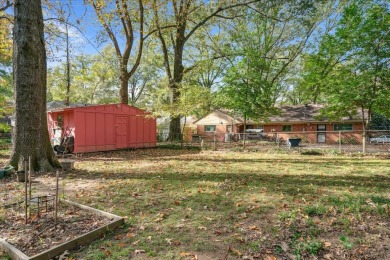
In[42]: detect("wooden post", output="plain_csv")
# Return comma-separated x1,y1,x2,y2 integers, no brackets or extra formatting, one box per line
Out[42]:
213,132,217,151
362,131,366,154
24,160,28,224
338,131,342,153
28,156,32,202
55,170,59,224
4,177,8,222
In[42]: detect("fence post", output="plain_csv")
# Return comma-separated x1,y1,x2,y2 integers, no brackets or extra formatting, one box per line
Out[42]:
24,160,28,224
277,132,280,147
338,131,341,153
362,131,366,154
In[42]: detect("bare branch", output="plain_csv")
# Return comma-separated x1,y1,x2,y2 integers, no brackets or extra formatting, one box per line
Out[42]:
184,0,263,43
0,15,12,22
246,5,282,22
153,0,172,80
214,14,243,20
0,0,12,12
89,0,122,59
128,0,144,80
142,25,177,40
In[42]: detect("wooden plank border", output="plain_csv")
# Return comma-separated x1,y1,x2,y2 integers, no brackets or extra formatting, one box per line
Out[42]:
0,200,124,260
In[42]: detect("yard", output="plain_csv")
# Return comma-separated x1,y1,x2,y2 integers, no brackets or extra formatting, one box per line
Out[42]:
0,143,389,259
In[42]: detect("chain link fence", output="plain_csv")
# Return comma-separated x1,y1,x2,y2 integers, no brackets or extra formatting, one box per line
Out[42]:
157,130,390,154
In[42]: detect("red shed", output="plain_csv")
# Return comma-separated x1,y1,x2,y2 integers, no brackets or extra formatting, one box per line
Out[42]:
47,104,156,153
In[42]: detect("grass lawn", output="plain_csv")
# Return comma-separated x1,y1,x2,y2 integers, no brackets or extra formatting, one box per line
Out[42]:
1,144,389,259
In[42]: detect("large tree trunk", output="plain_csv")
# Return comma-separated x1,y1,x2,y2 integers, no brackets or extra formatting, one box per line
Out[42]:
167,40,185,141
9,0,60,171
119,69,129,104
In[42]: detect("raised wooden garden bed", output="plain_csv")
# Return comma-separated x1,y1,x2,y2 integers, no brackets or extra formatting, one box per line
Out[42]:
0,200,124,260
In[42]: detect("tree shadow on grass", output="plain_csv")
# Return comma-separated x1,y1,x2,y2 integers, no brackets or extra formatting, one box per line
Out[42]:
66,167,390,198
147,156,390,167
75,147,201,162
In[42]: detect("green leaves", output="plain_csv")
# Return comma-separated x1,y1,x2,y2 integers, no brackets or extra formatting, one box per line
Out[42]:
216,0,324,121
47,45,120,104
294,0,389,126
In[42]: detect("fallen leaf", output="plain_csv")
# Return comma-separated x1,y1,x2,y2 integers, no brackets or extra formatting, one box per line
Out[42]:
135,249,145,254
324,241,332,247
248,225,258,230
324,253,333,259
228,247,243,257
126,232,135,238
280,241,289,252
238,213,247,219
115,234,124,240
117,242,126,248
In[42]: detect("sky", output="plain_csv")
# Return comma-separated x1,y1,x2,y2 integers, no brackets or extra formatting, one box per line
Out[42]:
42,0,105,66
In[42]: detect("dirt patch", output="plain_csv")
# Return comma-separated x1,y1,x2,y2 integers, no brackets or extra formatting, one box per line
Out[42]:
1,173,120,258
0,201,113,258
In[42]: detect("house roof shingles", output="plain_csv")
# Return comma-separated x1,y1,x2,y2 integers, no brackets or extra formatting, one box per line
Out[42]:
267,104,365,123
195,104,366,125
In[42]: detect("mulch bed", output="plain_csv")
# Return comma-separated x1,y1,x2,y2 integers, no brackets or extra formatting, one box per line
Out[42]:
0,201,112,257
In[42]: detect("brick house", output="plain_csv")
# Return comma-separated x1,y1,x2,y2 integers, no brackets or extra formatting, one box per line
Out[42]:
194,105,366,144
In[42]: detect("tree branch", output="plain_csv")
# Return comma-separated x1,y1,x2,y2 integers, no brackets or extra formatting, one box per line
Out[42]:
0,15,12,22
153,0,172,80
184,0,263,43
142,25,177,40
0,0,12,12
128,0,144,80
89,0,122,60
214,14,243,20
246,5,282,22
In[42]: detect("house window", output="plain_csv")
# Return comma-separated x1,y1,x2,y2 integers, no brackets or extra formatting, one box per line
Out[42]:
317,124,326,131
205,125,216,132
226,125,232,133
333,124,352,131
282,125,292,132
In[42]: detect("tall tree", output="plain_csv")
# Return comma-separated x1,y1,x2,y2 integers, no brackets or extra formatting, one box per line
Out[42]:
217,1,332,123
88,0,147,105
300,0,389,129
47,45,120,104
9,0,59,171
152,0,261,140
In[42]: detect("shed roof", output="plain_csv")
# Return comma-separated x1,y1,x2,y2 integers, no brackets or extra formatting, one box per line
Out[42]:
47,101,90,111
47,102,149,114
